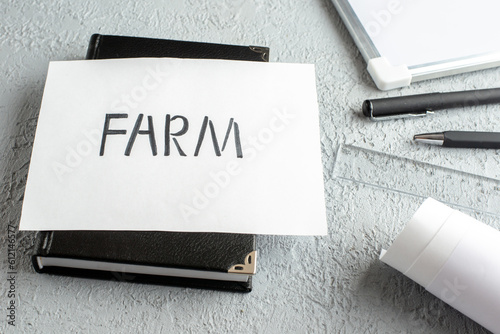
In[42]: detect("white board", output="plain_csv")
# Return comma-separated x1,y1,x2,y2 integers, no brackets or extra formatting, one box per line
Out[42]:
332,0,500,90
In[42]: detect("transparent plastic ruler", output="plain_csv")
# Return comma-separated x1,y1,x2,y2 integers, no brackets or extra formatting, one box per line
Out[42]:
333,145,500,219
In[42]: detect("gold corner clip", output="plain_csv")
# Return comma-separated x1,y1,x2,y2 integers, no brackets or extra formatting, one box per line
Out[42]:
249,46,269,62
228,251,257,275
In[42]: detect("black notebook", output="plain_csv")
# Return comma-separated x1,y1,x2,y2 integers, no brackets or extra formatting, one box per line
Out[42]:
32,34,269,292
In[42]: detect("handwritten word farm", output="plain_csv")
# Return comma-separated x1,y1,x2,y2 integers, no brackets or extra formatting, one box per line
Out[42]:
99,113,243,158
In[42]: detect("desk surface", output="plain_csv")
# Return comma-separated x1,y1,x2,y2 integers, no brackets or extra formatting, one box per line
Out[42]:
1,1,499,333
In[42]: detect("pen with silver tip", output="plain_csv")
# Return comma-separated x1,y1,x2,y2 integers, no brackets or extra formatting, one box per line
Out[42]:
413,131,500,149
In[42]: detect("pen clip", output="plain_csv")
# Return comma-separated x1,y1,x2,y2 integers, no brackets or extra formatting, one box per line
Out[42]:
370,110,433,121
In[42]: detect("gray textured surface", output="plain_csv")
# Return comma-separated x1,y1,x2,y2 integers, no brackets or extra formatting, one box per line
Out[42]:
1,0,499,333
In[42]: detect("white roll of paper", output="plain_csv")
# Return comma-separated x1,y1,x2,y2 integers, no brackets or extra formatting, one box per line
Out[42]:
380,198,500,333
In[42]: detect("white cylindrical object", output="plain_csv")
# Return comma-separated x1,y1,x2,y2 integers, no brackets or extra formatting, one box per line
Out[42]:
380,198,500,333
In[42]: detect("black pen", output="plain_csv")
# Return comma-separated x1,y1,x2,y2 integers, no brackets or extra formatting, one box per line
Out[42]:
363,87,500,121
413,131,500,149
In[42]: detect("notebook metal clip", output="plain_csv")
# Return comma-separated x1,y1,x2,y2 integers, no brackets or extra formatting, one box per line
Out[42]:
249,46,269,62
228,251,257,275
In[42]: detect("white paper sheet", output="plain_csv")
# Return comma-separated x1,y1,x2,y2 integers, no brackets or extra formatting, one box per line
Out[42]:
19,58,327,235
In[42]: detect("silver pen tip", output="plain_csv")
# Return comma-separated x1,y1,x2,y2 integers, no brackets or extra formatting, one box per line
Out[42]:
413,133,444,146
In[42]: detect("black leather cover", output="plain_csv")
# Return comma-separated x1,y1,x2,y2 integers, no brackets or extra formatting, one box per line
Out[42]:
86,34,269,62
31,34,269,292
35,231,255,271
